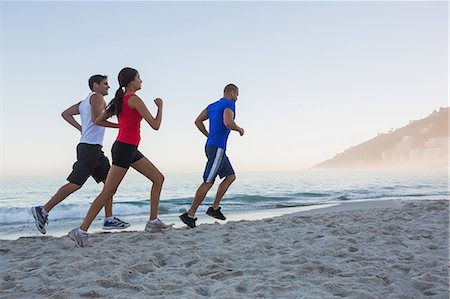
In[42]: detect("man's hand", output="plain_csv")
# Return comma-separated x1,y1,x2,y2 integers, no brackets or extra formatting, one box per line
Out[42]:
238,127,245,136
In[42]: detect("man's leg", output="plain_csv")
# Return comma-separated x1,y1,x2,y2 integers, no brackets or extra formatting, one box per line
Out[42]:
80,165,128,232
105,197,113,218
212,174,236,209
101,191,130,230
43,183,82,213
92,155,114,219
32,182,81,234
96,158,129,230
188,182,213,217
103,188,113,218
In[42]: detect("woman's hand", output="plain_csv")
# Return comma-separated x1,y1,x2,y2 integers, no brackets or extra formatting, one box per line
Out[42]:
154,98,163,107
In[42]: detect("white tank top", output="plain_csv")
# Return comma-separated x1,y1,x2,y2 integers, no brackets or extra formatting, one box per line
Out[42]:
79,92,105,145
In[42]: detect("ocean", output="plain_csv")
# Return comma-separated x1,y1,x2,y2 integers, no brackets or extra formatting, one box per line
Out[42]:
0,170,448,240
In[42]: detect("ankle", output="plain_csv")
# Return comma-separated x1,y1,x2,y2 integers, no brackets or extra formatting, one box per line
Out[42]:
42,207,49,216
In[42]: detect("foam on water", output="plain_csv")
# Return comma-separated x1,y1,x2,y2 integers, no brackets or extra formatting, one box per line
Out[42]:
1,170,448,238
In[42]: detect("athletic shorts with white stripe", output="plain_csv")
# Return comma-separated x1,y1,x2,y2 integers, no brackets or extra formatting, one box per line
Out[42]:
203,145,235,183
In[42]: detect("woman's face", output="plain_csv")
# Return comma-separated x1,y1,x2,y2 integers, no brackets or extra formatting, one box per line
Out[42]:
131,72,142,91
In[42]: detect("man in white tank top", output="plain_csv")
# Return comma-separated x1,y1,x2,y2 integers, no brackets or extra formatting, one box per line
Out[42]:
31,75,130,234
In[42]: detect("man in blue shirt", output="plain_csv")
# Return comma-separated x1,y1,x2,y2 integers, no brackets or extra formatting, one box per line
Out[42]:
180,84,244,228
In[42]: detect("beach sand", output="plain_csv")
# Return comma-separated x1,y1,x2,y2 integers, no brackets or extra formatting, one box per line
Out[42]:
1,200,448,298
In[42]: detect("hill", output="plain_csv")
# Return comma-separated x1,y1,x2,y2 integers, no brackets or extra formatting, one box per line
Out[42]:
314,107,449,169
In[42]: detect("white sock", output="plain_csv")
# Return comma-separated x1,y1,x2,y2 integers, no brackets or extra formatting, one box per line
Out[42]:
79,228,88,234
42,208,49,216
188,214,195,219
105,217,114,222
149,218,160,224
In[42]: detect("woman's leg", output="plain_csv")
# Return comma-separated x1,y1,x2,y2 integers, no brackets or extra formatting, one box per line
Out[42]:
80,165,128,231
131,157,164,220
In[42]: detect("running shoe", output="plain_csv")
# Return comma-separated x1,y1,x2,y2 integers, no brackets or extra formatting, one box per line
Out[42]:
145,219,172,231
68,228,89,247
206,206,226,220
179,212,197,228
102,217,130,230
31,206,48,234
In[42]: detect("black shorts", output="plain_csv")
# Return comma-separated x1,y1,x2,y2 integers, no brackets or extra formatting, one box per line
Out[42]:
111,140,145,169
67,143,110,186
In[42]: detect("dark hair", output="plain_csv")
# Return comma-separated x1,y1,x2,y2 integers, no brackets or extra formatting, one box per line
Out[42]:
224,83,238,94
88,74,108,91
106,67,138,117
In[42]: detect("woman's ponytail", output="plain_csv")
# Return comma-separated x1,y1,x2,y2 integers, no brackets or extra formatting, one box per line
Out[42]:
106,86,125,116
106,67,138,117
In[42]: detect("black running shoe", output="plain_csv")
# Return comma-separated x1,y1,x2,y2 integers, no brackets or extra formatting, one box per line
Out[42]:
206,206,226,220
179,212,197,228
31,206,48,234
102,217,130,230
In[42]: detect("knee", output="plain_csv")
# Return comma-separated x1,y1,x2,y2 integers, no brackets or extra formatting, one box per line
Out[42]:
227,175,236,183
154,173,165,186
202,182,213,190
67,183,82,192
102,187,117,199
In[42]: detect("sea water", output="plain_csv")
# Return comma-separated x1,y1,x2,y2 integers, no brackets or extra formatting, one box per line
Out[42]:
0,170,448,239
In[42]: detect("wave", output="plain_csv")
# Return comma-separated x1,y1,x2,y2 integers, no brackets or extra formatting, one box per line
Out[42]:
289,192,330,198
1,191,446,225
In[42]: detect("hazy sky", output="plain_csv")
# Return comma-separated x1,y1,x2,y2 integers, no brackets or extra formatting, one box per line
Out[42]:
1,1,448,176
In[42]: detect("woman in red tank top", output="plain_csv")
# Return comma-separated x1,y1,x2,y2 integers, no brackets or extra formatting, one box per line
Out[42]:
68,67,170,246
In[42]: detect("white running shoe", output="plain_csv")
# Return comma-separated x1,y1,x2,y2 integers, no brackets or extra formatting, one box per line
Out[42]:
68,228,89,247
145,219,173,231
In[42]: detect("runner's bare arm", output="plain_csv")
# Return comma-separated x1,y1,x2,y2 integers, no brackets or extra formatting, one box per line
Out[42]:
95,110,118,128
91,94,119,128
223,108,244,136
128,95,162,130
195,109,209,138
61,102,82,133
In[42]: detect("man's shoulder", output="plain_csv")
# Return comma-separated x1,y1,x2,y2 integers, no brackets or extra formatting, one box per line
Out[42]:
90,92,104,99
207,100,220,110
89,92,105,104
222,99,235,110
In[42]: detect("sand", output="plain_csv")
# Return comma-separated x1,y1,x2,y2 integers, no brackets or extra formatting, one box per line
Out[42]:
1,199,448,298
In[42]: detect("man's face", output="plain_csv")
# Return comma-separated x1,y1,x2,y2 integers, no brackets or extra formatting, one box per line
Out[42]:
231,89,239,101
95,79,110,96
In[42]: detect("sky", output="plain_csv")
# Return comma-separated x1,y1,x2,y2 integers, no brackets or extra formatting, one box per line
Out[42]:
1,1,448,176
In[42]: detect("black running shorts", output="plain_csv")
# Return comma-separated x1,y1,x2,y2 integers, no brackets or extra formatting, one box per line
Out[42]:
111,140,145,169
67,143,110,185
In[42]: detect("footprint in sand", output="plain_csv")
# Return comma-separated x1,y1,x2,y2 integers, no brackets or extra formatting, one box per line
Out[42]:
348,246,359,253
184,259,199,268
210,270,243,280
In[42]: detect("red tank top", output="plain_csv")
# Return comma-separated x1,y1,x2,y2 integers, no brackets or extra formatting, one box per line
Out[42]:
116,94,143,146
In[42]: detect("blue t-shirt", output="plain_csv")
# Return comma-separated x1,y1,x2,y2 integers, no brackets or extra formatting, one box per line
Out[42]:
206,98,236,150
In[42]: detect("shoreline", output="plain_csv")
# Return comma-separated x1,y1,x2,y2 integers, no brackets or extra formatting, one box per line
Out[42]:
1,198,421,241
1,199,448,298
0,201,341,241
0,198,446,241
